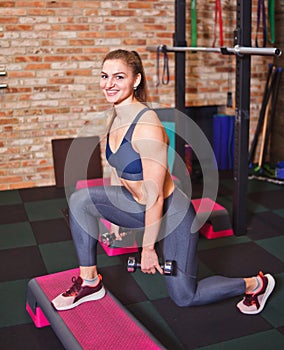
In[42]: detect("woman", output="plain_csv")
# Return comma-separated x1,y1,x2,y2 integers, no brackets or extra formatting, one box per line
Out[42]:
52,49,275,314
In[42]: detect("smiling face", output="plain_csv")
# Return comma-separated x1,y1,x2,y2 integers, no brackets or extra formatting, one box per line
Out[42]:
100,59,141,106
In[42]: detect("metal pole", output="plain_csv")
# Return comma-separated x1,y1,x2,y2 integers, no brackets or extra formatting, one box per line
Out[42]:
233,45,281,56
146,45,282,56
173,0,187,185
173,0,187,113
232,0,251,236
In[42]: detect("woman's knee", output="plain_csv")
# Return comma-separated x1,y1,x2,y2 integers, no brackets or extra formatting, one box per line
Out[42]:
173,299,193,308
166,275,197,307
69,188,90,215
169,290,195,307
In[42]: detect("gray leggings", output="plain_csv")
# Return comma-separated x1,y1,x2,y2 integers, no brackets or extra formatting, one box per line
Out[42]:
69,185,245,307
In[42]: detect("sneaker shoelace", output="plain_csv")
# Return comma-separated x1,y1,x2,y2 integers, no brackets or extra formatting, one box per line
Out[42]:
243,293,260,308
243,273,267,308
63,277,82,297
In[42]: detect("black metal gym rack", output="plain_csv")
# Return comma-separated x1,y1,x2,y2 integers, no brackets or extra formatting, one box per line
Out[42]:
170,0,281,236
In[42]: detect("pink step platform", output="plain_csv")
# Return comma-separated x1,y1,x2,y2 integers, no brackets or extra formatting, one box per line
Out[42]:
192,197,233,239
26,269,164,350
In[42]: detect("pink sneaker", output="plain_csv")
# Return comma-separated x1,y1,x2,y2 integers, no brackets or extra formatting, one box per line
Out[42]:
237,271,275,314
51,275,106,311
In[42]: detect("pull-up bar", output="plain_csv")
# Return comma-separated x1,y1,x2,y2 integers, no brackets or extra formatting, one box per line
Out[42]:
147,44,282,57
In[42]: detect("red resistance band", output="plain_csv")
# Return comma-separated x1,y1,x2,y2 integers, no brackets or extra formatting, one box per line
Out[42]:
212,0,224,47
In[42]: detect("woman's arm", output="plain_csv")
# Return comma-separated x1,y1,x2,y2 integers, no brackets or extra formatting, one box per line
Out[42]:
134,112,169,274
110,166,121,186
109,167,122,239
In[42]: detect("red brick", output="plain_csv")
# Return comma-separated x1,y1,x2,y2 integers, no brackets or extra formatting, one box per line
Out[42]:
15,56,42,62
66,69,92,76
0,17,18,23
48,78,74,84
46,1,73,8
128,2,153,9
110,10,135,17
0,2,15,8
25,63,51,70
6,24,33,30
16,1,45,7
69,39,94,46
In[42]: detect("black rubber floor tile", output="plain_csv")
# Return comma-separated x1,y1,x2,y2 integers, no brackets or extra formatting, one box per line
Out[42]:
127,301,185,350
260,272,284,328
153,297,273,349
0,279,32,328
100,264,148,305
0,323,65,350
197,329,284,350
31,218,72,244
0,189,22,205
0,246,47,282
0,204,28,225
248,179,280,193
0,222,36,250
198,241,284,277
24,198,67,222
39,241,78,274
130,269,169,301
257,237,284,268
248,189,284,210
217,182,234,197
19,186,66,202
246,211,284,240
279,326,284,335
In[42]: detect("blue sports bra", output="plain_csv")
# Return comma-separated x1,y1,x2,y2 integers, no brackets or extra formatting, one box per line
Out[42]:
106,108,150,181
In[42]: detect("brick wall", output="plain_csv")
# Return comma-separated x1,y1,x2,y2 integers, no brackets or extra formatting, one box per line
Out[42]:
0,1,276,190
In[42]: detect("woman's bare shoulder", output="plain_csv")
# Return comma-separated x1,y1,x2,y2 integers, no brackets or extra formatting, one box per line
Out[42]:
135,109,167,142
139,108,163,127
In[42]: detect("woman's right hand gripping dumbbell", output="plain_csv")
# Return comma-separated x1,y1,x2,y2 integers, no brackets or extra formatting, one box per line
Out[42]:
141,247,164,274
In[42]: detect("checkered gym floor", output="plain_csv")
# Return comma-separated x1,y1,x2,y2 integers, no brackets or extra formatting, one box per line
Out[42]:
1,174,284,349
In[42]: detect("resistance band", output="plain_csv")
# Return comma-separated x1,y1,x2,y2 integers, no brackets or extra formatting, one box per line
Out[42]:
255,0,267,48
267,0,275,44
191,0,197,47
212,0,224,47
227,56,233,108
155,45,170,87
226,1,234,108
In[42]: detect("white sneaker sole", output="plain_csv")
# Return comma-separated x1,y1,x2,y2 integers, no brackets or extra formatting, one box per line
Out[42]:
53,286,106,311
237,274,275,315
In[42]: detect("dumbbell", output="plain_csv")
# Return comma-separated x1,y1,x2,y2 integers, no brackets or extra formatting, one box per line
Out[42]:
100,230,132,247
100,232,118,246
127,256,174,275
